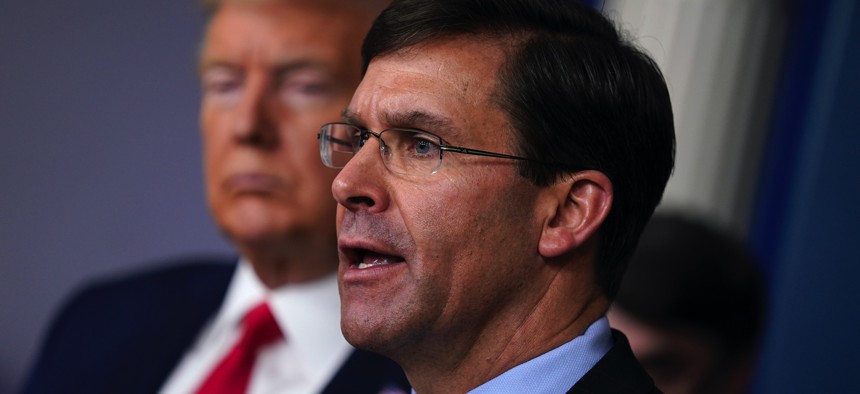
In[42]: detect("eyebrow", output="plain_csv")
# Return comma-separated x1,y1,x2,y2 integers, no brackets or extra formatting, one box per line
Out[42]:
270,59,331,77
198,60,234,77
341,108,363,125
342,109,462,141
198,58,330,78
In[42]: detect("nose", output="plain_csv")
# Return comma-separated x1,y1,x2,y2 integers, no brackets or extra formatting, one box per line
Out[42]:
332,137,390,214
231,76,279,148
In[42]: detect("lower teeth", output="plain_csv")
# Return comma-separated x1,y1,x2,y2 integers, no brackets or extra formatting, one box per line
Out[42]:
357,261,389,269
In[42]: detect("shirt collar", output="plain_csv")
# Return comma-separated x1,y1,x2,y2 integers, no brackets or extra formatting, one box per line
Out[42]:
213,258,349,375
468,316,613,394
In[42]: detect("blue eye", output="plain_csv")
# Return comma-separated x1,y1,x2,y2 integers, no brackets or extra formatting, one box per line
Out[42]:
415,140,433,154
403,133,439,159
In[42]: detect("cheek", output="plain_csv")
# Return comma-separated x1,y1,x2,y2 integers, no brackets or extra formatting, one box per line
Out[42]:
285,126,339,198
411,176,522,238
402,180,494,274
201,134,222,197
298,169,339,219
410,175,539,279
200,110,229,169
400,181,454,242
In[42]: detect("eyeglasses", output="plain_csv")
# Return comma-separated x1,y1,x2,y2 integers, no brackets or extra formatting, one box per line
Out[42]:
318,122,539,176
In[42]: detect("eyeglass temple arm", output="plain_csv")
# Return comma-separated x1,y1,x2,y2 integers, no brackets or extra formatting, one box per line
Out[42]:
440,146,531,161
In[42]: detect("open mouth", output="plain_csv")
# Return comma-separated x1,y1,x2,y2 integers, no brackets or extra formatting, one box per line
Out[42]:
346,248,406,270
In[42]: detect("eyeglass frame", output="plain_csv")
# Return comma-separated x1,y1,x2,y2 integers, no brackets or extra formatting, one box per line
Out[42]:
317,122,555,175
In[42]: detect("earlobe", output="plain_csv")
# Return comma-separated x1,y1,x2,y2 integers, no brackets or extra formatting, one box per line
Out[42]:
538,170,613,258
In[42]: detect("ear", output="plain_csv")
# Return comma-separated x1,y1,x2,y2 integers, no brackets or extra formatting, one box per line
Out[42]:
538,170,613,258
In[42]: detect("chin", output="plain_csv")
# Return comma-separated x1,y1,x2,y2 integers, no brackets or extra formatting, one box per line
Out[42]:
341,298,388,345
340,299,421,358
341,318,400,355
217,204,290,245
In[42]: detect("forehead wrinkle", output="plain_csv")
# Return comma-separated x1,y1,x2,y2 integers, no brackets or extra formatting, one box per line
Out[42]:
199,4,358,78
342,105,463,142
200,42,332,70
382,110,462,141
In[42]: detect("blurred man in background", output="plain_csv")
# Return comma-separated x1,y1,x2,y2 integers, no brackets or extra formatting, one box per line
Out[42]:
22,1,408,393
609,213,766,394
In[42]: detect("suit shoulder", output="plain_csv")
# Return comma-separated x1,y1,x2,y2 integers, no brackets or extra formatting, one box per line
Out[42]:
22,256,236,394
48,256,235,332
68,256,235,304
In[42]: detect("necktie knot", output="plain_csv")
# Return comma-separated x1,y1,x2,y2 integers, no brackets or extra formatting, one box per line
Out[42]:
239,302,283,354
197,302,283,394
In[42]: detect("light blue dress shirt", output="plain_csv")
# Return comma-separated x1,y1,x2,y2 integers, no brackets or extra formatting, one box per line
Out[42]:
468,316,612,394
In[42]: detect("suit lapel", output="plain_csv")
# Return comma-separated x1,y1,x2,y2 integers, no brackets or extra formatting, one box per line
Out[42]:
567,329,660,394
107,261,236,393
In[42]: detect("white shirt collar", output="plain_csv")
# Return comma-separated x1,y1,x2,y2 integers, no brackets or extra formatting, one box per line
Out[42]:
209,258,351,390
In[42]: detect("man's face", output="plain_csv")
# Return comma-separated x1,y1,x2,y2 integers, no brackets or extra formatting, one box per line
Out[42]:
200,1,365,253
333,38,555,359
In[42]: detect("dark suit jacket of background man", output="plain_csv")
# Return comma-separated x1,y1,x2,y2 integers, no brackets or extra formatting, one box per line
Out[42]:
21,256,409,394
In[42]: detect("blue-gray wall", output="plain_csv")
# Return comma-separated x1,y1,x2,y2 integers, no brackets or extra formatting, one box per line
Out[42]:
0,1,231,392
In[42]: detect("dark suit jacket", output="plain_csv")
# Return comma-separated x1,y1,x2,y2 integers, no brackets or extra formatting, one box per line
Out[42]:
567,329,661,394
21,257,409,394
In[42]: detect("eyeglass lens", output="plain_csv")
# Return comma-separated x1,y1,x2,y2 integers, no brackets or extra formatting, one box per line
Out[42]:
320,123,443,175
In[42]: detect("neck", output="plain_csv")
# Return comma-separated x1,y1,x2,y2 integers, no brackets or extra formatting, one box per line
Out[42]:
404,265,609,394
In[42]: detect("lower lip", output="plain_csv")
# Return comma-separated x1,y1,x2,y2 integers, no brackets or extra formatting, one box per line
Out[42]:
341,261,407,284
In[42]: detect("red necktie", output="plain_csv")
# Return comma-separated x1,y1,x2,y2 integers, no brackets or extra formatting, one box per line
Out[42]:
196,302,284,394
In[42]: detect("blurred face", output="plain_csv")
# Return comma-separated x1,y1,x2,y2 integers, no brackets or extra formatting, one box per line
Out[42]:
332,39,553,359
609,308,721,394
200,1,368,256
